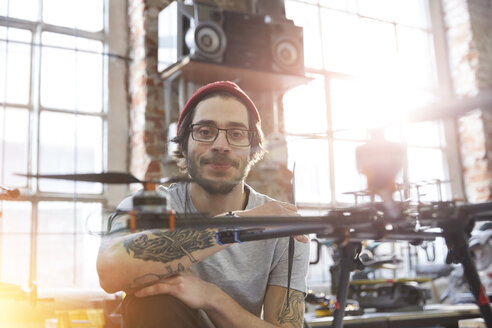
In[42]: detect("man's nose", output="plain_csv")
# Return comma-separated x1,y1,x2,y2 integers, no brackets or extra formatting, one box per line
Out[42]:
211,130,231,152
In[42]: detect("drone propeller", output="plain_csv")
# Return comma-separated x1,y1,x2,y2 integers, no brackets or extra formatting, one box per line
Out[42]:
16,171,192,185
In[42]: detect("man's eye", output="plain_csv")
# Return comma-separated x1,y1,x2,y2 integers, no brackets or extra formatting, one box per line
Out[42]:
197,127,214,136
229,130,245,138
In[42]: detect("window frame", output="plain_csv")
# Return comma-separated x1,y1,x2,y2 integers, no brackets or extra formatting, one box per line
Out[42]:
283,0,464,209
0,0,129,290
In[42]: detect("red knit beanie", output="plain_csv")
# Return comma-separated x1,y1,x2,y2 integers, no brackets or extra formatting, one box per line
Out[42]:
176,81,261,130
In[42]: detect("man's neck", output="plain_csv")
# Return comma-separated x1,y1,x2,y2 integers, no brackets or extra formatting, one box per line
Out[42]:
189,181,247,216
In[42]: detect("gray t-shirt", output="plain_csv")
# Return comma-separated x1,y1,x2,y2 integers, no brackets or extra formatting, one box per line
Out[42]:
115,182,310,318
165,182,310,317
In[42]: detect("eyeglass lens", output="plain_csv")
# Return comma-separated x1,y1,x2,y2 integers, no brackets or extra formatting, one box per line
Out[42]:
191,124,251,147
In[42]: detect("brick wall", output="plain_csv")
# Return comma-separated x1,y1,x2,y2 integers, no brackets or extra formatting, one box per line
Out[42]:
128,0,172,181
442,0,492,202
247,92,293,202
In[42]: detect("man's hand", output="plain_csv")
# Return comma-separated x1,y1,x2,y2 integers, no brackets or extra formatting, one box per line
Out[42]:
235,201,309,243
134,270,218,310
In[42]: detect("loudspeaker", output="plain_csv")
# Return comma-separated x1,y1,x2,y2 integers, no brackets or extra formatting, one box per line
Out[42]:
222,11,304,75
158,1,305,76
268,19,304,75
222,10,269,71
255,0,286,17
185,1,227,62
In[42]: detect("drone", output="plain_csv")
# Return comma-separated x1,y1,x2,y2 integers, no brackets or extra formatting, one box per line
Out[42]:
12,168,492,328
6,90,492,328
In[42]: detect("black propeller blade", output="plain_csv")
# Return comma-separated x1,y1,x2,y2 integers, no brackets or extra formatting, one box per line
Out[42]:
17,172,142,184
16,171,193,185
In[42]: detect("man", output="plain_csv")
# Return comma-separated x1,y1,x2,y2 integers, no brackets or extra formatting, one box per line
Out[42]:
97,81,310,327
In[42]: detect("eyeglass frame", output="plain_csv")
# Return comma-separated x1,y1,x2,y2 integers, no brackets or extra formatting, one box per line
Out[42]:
189,123,256,147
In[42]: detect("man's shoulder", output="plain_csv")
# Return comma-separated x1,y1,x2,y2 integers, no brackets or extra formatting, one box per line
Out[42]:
159,182,186,194
115,183,187,211
158,182,188,212
246,184,276,209
116,194,134,211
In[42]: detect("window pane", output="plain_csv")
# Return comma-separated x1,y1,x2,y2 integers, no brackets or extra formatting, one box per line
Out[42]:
0,107,29,187
283,74,327,134
331,78,430,139
359,18,398,80
39,112,103,193
0,27,32,105
394,0,430,29
407,147,450,201
319,0,357,12
285,1,323,69
397,26,437,88
43,0,103,32
320,8,360,74
167,122,178,157
358,0,395,21
0,201,32,287
333,140,365,203
0,0,38,21
40,32,103,112
76,233,102,288
37,202,102,288
38,201,102,234
407,147,447,182
330,78,366,140
158,1,178,71
37,234,74,287
287,138,331,204
405,121,443,148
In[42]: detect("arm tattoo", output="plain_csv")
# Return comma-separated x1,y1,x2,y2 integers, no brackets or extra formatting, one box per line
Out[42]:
123,229,215,264
278,290,304,325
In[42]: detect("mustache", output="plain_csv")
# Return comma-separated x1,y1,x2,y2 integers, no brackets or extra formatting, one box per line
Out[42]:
200,155,240,168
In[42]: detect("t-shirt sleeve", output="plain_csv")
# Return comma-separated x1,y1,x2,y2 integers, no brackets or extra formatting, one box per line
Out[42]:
106,195,133,232
267,237,310,294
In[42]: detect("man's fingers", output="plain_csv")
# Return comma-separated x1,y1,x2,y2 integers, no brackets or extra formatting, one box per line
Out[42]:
293,235,309,243
134,271,194,297
134,281,183,297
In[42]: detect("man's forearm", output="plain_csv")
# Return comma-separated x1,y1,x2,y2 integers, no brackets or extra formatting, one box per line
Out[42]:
204,287,286,328
97,228,227,293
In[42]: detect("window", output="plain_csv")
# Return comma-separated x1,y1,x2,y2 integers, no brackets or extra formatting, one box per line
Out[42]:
284,1,455,284
0,0,127,291
284,0,453,207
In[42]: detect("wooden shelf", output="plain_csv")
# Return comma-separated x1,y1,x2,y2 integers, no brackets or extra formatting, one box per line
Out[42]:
160,56,312,92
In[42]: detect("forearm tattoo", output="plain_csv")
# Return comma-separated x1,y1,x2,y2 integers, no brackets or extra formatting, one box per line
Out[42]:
123,229,215,264
132,263,186,287
278,290,304,325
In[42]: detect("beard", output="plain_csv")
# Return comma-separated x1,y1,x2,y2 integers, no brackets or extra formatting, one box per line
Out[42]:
187,153,251,195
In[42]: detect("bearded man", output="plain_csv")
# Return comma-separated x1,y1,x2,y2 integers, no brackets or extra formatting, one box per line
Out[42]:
97,81,310,328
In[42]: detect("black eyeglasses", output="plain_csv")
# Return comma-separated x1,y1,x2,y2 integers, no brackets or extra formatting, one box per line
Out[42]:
190,124,255,147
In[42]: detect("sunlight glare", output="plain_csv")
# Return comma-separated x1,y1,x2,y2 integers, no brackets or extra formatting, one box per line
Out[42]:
284,0,445,204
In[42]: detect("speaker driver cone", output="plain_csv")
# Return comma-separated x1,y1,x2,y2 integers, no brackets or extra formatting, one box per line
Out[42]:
272,38,300,68
186,21,226,61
